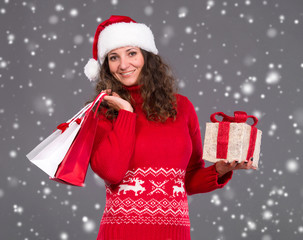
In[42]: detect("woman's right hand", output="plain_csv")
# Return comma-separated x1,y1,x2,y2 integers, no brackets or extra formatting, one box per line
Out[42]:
102,89,134,113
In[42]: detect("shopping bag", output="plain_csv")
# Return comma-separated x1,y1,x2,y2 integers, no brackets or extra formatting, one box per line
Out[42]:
27,121,82,177
27,92,106,181
50,109,98,186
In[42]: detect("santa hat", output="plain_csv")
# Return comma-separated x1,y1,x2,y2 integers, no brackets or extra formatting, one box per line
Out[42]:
84,15,158,81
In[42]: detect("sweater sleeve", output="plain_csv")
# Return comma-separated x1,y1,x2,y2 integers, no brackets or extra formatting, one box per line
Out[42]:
183,97,233,196
90,109,137,185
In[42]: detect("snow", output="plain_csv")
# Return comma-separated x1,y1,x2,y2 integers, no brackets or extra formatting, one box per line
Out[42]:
59,232,69,240
285,159,299,173
267,28,278,38
1,0,302,239
69,9,78,17
55,4,64,12
178,7,188,18
211,194,222,206
9,150,17,158
83,218,96,233
266,70,281,85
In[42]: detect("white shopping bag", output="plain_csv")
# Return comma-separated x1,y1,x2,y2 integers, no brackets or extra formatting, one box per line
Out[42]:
27,122,82,177
26,92,106,177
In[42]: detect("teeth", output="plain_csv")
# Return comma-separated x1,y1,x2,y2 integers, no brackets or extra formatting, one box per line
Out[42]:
121,70,134,76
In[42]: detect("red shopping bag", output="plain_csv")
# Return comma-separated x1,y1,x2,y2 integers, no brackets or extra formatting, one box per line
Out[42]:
50,109,99,186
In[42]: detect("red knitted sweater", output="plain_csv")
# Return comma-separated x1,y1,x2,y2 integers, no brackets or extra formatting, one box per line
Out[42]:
90,85,233,240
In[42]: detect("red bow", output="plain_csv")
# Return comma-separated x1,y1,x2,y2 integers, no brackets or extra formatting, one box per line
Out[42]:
210,111,258,126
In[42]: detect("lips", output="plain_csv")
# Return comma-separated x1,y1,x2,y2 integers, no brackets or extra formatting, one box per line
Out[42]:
120,70,135,76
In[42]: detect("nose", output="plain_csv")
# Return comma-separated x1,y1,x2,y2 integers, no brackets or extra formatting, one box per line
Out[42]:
119,56,129,70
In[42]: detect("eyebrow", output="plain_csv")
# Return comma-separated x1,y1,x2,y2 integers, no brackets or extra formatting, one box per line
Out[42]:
108,47,138,56
108,52,117,56
126,47,137,52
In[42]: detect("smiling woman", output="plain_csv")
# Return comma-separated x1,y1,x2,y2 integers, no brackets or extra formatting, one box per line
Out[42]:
81,15,254,240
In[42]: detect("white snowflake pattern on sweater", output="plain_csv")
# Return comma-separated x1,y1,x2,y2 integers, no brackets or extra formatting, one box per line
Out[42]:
101,167,190,226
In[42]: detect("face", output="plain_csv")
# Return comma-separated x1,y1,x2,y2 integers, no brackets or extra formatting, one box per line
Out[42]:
108,46,144,87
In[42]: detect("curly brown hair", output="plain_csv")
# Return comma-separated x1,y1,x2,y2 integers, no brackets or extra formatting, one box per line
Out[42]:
88,49,178,122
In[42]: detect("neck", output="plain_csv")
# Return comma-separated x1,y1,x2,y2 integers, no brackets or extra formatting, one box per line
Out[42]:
123,84,142,91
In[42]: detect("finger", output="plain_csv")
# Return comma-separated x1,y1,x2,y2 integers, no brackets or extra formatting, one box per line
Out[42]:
245,160,253,169
230,160,238,168
233,161,243,170
246,159,253,169
103,96,117,106
249,163,258,170
101,89,111,96
103,95,109,101
236,160,247,169
249,157,256,169
112,92,121,98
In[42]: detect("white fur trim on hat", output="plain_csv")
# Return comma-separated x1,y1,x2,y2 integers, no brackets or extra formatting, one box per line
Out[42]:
84,58,100,82
98,22,158,63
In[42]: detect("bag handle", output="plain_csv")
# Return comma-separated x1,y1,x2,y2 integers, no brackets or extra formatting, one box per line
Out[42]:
57,92,107,133
68,92,107,123
66,102,92,123
83,92,107,120
86,92,106,114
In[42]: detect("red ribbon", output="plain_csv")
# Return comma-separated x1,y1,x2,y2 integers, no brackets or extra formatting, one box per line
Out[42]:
57,118,82,133
210,111,259,160
57,122,69,133
75,118,82,124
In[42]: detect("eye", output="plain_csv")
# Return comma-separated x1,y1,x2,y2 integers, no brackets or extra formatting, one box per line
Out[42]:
129,51,137,57
109,55,117,61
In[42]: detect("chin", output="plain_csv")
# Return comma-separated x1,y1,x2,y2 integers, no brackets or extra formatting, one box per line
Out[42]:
122,79,139,86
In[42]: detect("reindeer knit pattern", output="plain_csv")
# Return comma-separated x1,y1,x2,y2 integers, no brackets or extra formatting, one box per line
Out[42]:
90,85,233,240
101,167,190,226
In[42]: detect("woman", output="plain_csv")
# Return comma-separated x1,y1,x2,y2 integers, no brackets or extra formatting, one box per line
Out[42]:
84,15,256,240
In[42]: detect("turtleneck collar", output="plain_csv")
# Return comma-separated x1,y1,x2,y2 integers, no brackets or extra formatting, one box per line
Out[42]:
123,84,142,92
123,84,143,104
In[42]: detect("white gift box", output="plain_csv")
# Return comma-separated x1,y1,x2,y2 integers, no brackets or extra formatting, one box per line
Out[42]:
203,112,262,168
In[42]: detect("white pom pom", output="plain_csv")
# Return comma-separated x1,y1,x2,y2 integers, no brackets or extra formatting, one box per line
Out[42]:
84,58,100,82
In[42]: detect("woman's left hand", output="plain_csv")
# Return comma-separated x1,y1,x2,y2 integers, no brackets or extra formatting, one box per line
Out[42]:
215,158,257,178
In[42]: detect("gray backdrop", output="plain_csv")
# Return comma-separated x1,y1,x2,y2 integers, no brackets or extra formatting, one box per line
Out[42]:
1,0,303,239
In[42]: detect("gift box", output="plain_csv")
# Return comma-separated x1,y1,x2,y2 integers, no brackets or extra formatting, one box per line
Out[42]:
203,111,262,168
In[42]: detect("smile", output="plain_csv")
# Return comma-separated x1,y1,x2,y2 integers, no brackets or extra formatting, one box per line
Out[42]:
120,70,135,76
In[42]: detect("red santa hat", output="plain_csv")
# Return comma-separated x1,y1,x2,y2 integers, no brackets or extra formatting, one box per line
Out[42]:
84,15,158,81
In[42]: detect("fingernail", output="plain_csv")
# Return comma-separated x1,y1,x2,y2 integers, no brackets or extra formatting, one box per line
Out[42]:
250,157,254,161
235,161,239,163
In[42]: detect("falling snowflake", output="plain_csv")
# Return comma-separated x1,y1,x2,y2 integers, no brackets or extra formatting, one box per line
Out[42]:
178,7,188,18
285,159,299,173
266,70,281,84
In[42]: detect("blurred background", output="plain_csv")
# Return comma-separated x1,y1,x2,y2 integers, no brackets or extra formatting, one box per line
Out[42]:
1,0,303,239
